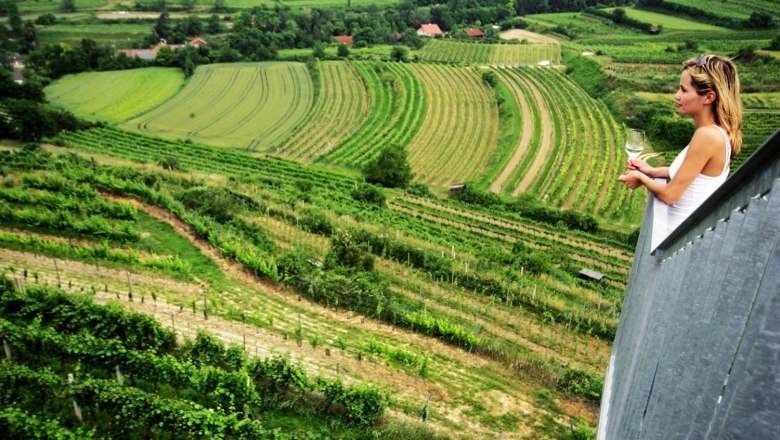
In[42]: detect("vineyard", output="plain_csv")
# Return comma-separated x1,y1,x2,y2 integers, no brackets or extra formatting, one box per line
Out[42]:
273,60,369,163
490,67,645,221
404,64,499,187
0,127,636,436
45,68,185,124
9,2,780,436
414,40,562,66
124,62,313,150
311,61,425,167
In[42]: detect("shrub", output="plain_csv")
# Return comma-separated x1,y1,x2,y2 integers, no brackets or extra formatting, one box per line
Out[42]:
299,207,334,235
325,229,375,272
351,183,385,206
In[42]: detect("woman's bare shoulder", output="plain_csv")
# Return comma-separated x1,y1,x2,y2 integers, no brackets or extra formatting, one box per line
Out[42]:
689,125,726,153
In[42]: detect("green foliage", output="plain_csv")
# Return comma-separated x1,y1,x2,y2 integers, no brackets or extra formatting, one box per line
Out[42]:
648,115,696,150
560,368,604,402
316,377,388,426
351,182,386,206
562,48,608,99
176,186,250,223
338,43,351,58
35,14,56,25
391,45,409,62
325,229,375,272
299,207,334,235
481,70,499,88
364,143,413,188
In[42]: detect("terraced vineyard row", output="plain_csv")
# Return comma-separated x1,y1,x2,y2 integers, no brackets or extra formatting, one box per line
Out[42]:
50,127,356,193
124,62,313,150
320,61,426,167
493,67,644,221
415,40,561,66
406,64,499,187
274,61,369,163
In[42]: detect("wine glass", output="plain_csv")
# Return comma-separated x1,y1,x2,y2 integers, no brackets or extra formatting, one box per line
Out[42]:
625,129,645,159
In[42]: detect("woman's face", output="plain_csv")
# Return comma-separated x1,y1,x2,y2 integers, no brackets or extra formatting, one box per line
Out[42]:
675,70,710,116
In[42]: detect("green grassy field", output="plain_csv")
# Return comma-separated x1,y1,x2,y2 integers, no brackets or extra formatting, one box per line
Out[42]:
123,62,313,150
663,0,780,21
603,7,728,31
16,0,105,13
45,68,185,124
37,23,153,49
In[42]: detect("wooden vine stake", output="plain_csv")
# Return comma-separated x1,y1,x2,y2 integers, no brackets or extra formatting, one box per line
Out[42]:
53,259,61,288
68,373,83,422
202,288,208,320
3,339,11,361
423,391,432,426
115,365,124,385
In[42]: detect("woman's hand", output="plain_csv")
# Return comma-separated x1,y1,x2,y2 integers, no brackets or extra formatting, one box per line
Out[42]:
627,158,655,177
618,170,644,189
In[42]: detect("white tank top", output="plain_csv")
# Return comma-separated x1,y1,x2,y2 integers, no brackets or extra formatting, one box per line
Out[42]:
666,125,731,234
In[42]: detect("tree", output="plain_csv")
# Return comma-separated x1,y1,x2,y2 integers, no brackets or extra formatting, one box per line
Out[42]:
61,0,76,13
312,42,325,59
363,143,412,188
746,12,773,29
207,14,222,34
153,11,172,42
7,2,22,35
20,20,37,53
35,14,56,26
768,35,780,51
390,45,408,62
337,43,350,58
156,45,175,66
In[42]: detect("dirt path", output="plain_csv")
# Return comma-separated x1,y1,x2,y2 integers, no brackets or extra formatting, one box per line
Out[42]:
512,71,554,195
490,69,535,193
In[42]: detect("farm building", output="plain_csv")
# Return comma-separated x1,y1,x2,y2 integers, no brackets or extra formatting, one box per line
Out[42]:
417,23,443,37
463,28,484,38
334,36,353,46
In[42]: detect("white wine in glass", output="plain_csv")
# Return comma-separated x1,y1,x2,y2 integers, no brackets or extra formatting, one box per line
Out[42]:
625,129,645,159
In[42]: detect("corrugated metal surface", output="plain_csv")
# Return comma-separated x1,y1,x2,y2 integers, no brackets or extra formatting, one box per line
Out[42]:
598,128,780,439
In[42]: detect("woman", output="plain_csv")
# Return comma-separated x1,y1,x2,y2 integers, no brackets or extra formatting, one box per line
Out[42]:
618,54,743,235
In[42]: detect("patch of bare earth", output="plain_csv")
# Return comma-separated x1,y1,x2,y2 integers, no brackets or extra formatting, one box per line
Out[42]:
512,72,554,195
490,69,535,193
500,29,561,45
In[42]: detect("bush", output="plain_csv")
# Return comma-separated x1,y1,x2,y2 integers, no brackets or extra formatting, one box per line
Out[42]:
351,183,385,206
35,13,56,25
299,207,334,235
648,115,696,150
481,70,499,88
406,182,432,198
325,229,375,272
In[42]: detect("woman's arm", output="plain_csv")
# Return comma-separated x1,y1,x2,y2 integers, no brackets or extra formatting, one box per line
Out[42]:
626,158,670,179
619,127,725,205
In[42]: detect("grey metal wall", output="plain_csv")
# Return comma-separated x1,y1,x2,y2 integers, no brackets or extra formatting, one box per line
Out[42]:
598,129,780,440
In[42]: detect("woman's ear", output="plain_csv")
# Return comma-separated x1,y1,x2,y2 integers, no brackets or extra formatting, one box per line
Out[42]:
704,90,717,105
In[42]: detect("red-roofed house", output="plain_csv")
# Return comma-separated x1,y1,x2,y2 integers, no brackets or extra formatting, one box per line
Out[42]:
189,37,207,46
334,36,353,46
463,28,484,38
416,23,443,37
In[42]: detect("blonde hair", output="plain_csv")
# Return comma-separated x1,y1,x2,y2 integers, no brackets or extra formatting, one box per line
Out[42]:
683,55,743,155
